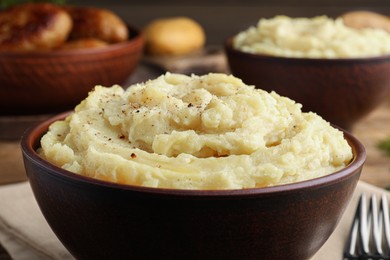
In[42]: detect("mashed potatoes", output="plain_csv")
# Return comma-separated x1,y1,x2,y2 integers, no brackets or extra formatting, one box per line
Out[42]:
40,73,352,189
233,15,390,58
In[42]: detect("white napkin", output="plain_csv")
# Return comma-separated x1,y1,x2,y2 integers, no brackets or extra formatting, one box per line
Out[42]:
0,182,73,260
0,181,388,260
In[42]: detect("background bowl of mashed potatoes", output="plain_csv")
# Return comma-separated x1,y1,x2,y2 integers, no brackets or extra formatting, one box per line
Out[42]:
21,73,366,260
225,15,390,131
0,3,144,115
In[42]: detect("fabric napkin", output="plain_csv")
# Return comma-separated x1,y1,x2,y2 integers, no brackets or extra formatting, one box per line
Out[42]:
0,182,73,260
0,181,388,260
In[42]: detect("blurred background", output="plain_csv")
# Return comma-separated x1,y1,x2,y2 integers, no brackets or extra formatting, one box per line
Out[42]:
70,0,389,44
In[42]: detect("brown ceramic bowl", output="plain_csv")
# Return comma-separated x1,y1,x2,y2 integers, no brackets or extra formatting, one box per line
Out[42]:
21,112,366,260
0,26,144,116
225,38,390,131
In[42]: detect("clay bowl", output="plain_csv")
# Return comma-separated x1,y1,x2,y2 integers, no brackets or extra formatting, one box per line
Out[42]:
0,26,144,116
21,112,366,260
225,38,390,131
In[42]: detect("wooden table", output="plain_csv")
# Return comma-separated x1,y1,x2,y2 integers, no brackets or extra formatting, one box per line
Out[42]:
353,99,390,189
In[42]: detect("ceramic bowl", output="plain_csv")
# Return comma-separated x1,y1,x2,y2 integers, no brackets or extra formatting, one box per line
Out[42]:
0,26,144,116
225,38,390,131
21,112,366,260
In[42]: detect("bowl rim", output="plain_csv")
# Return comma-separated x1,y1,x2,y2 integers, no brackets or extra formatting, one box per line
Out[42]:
21,111,366,197
225,36,390,63
0,25,144,57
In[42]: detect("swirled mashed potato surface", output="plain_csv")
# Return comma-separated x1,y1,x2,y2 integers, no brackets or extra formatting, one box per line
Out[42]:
40,73,352,190
233,15,390,58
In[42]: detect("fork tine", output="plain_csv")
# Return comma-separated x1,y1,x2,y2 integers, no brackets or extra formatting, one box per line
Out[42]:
359,193,371,256
371,194,384,256
344,194,365,260
381,194,390,255
344,197,360,258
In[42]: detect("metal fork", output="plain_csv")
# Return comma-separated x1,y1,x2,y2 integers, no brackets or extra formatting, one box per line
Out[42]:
344,193,390,259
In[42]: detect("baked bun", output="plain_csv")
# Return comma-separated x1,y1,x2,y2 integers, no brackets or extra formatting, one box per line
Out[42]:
143,17,206,56
65,6,128,43
0,3,72,51
341,11,390,33
57,38,108,50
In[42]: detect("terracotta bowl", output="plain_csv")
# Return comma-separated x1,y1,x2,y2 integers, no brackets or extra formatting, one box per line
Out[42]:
225,38,390,131
21,112,366,260
0,26,144,116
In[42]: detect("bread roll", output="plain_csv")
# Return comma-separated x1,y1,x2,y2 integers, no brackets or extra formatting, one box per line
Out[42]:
341,11,390,33
65,6,129,43
0,3,72,51
143,17,206,56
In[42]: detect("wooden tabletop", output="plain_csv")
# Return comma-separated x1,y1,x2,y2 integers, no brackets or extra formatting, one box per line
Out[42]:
353,99,390,189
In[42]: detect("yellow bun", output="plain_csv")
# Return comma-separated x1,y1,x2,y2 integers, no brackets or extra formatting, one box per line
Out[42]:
143,17,206,55
341,11,390,33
